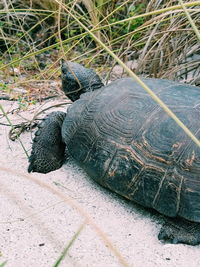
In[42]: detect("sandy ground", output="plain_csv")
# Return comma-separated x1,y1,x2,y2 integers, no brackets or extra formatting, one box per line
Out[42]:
1,99,200,267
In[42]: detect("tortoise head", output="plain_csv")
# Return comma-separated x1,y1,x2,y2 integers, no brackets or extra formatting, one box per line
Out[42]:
61,60,104,102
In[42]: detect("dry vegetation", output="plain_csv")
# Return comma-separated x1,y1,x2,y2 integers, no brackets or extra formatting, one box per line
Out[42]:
0,0,199,143
0,0,199,101
0,1,200,265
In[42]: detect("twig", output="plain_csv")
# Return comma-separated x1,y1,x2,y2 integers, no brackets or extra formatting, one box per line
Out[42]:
0,104,29,157
0,94,59,101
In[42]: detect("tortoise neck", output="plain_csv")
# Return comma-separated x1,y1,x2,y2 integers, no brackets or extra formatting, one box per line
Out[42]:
90,81,104,91
65,81,104,102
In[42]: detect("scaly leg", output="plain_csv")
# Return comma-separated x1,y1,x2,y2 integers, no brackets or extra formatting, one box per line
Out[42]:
28,111,66,174
158,217,200,245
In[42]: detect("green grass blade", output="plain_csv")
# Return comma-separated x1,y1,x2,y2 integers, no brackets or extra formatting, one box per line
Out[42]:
54,0,200,148
98,1,200,30
178,0,200,41
0,262,7,267
54,223,85,267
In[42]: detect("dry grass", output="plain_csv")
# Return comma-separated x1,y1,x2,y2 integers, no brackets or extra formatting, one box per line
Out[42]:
134,1,200,83
0,1,199,87
0,1,200,265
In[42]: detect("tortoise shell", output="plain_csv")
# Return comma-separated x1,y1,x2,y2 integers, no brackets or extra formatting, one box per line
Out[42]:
62,77,200,222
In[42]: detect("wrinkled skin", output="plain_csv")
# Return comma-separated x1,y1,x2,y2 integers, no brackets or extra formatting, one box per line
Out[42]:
61,60,103,101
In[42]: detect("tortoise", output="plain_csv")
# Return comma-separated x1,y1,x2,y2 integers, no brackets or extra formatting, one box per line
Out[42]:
28,61,200,245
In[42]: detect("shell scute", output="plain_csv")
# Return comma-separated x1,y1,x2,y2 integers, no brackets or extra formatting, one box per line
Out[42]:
64,77,200,221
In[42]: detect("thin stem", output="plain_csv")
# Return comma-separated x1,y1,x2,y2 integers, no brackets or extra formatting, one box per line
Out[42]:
54,223,85,267
178,0,200,41
0,104,29,158
54,0,200,148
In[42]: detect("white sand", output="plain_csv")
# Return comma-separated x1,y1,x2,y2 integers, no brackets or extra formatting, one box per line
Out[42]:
1,99,200,267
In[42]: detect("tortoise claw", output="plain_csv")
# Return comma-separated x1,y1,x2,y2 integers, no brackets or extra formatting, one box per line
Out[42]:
158,218,200,245
158,225,176,243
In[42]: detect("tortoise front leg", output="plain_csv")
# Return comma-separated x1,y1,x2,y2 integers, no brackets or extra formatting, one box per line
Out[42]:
158,217,200,245
28,111,66,174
